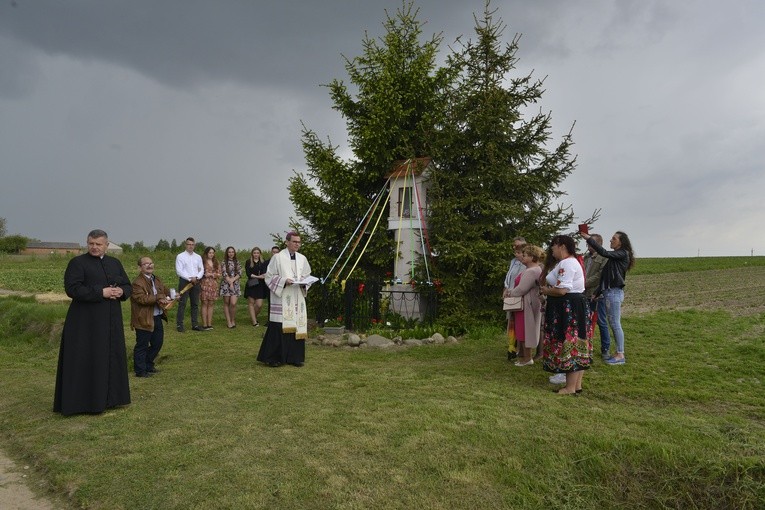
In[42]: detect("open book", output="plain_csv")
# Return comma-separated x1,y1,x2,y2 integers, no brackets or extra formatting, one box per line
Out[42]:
293,275,319,286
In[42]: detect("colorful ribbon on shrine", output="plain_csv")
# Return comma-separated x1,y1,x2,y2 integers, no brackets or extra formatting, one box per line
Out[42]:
324,158,434,285
340,184,392,282
329,179,392,283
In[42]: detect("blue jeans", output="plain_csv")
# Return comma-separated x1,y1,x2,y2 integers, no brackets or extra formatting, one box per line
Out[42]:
134,316,164,375
596,297,610,354
602,288,625,355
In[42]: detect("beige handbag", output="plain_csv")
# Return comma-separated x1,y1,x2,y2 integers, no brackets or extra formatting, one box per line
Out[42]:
503,296,523,312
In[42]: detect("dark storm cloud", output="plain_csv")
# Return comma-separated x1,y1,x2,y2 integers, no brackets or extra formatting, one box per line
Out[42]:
0,0,473,93
1,0,764,256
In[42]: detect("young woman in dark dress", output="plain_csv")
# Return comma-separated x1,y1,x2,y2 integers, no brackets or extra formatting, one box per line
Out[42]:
244,247,268,326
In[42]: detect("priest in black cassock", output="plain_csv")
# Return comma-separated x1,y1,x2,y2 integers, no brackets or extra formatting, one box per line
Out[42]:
54,229,132,416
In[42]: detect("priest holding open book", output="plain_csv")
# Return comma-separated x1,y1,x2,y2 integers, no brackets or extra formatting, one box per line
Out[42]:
257,231,314,367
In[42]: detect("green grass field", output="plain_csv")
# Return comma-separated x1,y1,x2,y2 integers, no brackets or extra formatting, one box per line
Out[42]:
0,255,763,509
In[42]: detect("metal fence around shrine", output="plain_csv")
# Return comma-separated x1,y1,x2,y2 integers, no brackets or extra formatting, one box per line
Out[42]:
312,279,439,331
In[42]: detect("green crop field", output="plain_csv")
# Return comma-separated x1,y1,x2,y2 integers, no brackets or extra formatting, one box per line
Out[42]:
0,255,763,509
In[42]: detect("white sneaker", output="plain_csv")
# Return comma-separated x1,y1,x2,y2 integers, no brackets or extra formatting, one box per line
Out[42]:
549,373,566,385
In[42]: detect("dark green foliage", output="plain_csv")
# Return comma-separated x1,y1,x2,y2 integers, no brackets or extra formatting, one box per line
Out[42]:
0,234,28,253
428,5,575,328
289,2,452,281
290,2,576,330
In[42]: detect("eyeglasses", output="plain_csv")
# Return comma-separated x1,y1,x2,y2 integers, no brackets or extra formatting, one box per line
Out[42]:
141,262,154,267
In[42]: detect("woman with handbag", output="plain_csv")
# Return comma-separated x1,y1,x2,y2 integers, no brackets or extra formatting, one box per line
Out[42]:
540,235,592,395
244,247,268,327
502,239,526,360
508,245,545,366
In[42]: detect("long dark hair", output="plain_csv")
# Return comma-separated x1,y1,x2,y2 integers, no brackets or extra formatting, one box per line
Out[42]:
203,246,219,271
223,246,239,276
550,234,577,258
615,231,636,270
541,245,556,280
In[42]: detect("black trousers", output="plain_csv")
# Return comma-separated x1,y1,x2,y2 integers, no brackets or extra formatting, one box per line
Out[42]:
176,278,201,328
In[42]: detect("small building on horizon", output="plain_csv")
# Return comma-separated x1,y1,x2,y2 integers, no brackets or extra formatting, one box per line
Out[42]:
20,241,123,256
21,242,82,256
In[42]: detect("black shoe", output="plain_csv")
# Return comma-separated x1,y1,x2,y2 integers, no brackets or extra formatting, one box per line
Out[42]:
148,367,159,374
136,372,153,378
267,361,282,367
507,351,518,361
192,326,202,331
290,362,304,367
177,326,185,333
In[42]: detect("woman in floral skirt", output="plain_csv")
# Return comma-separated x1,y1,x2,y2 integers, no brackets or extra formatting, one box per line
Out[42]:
200,247,220,330
539,235,592,395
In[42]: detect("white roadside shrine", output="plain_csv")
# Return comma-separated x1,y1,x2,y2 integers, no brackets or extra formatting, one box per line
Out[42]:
385,157,433,320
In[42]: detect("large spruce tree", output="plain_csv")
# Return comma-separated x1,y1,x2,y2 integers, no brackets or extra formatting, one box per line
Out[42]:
289,2,451,279
289,2,577,331
427,4,576,327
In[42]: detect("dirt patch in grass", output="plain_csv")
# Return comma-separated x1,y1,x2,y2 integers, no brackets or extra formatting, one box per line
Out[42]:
0,449,60,510
0,290,69,304
624,266,765,317
33,293,69,304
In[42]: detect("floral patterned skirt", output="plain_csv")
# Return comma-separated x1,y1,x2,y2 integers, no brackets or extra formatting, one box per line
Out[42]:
219,279,240,297
200,276,219,301
542,293,592,373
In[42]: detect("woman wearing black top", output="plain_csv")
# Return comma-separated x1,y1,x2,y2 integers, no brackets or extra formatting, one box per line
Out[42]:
244,247,268,326
583,231,635,365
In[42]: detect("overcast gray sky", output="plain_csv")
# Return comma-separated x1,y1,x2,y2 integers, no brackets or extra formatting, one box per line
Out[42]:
1,0,763,258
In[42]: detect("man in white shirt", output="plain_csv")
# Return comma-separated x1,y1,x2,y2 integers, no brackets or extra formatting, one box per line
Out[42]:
175,237,204,332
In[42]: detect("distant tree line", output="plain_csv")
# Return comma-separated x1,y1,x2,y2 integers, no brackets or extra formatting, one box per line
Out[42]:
118,239,228,254
0,217,261,257
0,217,29,254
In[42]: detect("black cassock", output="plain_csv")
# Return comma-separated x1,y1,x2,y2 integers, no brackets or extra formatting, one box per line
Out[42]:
53,253,132,415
